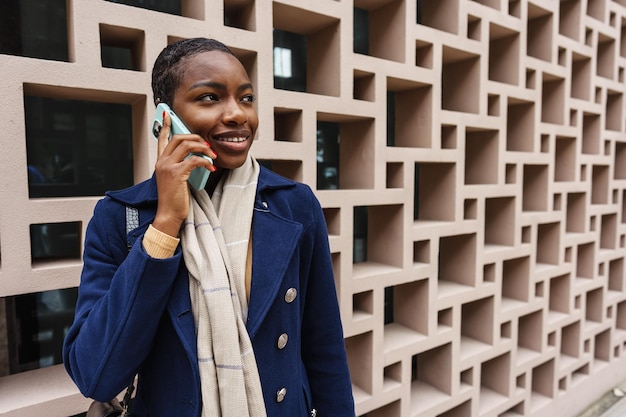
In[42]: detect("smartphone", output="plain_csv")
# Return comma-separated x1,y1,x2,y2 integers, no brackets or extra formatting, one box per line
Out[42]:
152,103,212,190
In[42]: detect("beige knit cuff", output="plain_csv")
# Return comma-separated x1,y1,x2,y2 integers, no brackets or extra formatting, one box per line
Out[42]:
143,224,180,259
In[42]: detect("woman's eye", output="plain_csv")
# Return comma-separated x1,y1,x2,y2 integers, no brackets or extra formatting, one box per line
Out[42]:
199,94,218,101
242,94,256,103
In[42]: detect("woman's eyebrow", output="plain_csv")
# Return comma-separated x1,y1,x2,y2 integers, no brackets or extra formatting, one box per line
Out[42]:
188,81,254,92
189,81,225,91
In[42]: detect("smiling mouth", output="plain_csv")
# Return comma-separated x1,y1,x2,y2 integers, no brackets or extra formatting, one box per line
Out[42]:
214,136,248,143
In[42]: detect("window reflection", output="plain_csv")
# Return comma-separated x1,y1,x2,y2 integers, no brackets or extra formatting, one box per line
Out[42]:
25,95,134,198
353,8,369,55
353,205,368,263
0,0,68,61
30,222,81,262
387,91,396,146
316,121,339,190
273,30,307,92
101,45,133,70
273,47,293,78
2,288,78,375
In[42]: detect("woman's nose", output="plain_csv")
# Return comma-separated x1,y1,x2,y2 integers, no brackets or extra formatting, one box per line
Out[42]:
222,99,246,125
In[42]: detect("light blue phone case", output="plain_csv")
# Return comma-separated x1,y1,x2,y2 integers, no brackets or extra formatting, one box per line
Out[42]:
152,103,211,190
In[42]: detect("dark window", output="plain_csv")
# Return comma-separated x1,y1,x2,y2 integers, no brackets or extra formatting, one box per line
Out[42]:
316,121,339,190
353,205,368,263
104,0,182,15
101,45,133,70
3,288,78,374
353,8,369,55
416,0,423,24
30,222,81,263
24,95,134,198
0,0,68,61
273,30,307,92
387,91,396,146
414,163,420,220
99,24,145,72
384,286,394,324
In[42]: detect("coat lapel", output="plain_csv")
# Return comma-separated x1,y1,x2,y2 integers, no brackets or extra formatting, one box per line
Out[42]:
246,207,302,338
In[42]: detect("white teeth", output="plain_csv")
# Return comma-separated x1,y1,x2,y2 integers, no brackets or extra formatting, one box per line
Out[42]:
217,137,247,143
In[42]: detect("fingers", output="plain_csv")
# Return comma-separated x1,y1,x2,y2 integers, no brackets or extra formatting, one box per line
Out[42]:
166,137,217,168
157,110,171,157
157,113,216,163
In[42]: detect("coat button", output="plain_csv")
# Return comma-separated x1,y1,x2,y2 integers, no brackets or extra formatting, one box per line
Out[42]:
276,387,287,402
311,409,317,417
277,333,289,349
284,287,297,303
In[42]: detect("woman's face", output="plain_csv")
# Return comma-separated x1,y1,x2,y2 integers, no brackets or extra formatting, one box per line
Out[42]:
171,50,258,170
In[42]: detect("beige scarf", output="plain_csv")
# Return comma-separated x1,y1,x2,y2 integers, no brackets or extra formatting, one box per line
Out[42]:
180,155,266,417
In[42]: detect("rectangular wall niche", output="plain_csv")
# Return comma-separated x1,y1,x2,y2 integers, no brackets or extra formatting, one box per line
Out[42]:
273,3,340,97
415,163,456,221
465,129,499,184
488,23,520,85
439,233,477,289
485,197,515,246
442,46,480,114
387,78,433,148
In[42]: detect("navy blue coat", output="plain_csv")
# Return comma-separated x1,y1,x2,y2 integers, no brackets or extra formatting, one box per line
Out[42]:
63,167,355,417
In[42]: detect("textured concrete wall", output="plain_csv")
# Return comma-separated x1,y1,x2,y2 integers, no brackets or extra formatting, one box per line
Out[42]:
2,0,626,416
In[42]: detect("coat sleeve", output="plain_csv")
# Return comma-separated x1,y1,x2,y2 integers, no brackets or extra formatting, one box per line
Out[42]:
300,190,356,416
62,198,182,402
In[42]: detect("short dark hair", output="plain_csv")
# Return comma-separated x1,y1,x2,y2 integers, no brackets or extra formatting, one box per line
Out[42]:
151,38,235,106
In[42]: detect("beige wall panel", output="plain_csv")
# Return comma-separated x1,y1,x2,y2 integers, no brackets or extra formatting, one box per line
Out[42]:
3,0,626,415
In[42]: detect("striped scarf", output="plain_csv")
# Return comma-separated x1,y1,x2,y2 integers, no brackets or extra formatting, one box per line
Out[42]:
180,155,266,417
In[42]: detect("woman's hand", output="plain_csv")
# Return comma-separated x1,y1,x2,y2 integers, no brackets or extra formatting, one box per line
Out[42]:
152,110,216,237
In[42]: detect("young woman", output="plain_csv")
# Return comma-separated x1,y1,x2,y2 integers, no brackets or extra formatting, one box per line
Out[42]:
63,38,355,417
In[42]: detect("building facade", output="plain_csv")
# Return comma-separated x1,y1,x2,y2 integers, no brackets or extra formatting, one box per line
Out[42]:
2,0,626,416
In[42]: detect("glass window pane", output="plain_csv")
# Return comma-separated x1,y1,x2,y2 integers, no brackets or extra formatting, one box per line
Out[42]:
353,205,368,263
384,286,394,324
0,0,68,61
30,222,81,262
353,8,369,55
273,47,293,78
316,121,339,190
101,45,133,70
105,0,182,15
387,91,396,146
273,29,307,92
25,95,134,198
2,288,78,375
414,163,421,220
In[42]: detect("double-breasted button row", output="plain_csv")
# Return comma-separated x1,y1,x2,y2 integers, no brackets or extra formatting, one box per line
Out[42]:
277,288,295,349
275,288,297,404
